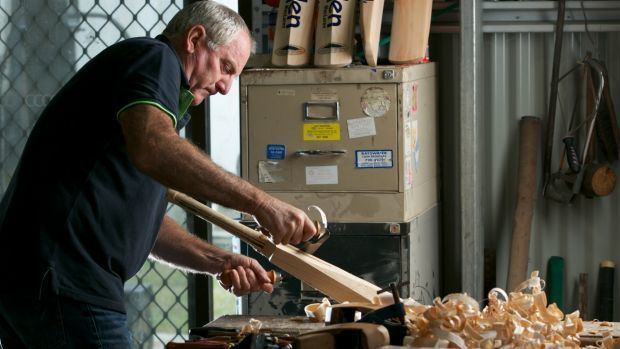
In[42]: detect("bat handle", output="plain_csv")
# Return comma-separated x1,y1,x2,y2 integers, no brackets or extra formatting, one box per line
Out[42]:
217,269,280,290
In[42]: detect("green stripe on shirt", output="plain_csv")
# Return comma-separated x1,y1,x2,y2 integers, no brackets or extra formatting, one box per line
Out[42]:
116,100,177,128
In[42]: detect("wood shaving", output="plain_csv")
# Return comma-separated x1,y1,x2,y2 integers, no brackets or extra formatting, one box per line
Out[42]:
401,271,615,348
239,318,262,335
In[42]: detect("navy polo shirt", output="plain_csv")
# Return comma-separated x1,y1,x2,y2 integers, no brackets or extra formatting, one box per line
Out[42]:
0,35,193,312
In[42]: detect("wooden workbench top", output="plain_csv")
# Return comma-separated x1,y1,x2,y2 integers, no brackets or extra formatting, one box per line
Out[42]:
200,316,620,347
203,315,325,336
579,321,620,346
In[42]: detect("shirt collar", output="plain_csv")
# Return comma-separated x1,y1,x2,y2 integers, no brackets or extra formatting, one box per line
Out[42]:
156,34,190,89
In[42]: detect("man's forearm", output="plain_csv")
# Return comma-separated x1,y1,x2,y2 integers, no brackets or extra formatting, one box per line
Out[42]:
150,215,230,275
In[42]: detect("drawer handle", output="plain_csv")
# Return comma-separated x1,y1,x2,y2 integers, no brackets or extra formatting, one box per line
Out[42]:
304,101,340,121
295,150,347,157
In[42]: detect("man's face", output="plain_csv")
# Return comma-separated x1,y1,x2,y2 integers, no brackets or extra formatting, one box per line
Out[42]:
188,30,251,105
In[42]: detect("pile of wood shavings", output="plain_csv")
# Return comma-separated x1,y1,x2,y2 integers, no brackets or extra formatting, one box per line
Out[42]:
401,271,614,348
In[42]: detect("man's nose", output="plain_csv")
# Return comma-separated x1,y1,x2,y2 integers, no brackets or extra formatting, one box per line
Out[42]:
215,77,233,95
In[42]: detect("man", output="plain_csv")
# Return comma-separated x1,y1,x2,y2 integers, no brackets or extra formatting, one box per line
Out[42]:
0,1,316,347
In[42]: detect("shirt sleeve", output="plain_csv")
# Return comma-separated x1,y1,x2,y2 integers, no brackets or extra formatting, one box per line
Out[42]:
114,42,181,127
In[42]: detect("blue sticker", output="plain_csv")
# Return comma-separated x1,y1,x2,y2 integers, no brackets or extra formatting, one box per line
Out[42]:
355,150,393,168
266,144,286,160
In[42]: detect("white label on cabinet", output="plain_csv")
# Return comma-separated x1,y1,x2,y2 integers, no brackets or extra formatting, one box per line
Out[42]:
347,116,376,139
305,166,338,185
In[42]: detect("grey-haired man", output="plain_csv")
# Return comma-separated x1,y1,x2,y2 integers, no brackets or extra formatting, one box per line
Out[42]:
0,2,315,347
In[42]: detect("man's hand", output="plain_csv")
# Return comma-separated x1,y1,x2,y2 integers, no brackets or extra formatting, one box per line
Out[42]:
218,254,274,296
253,197,317,245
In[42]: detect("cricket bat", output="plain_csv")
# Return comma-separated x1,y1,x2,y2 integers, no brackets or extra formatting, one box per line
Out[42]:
360,0,384,67
314,0,357,68
167,189,382,303
271,0,317,67
388,0,433,64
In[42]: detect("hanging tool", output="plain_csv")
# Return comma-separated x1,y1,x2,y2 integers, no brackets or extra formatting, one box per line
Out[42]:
569,56,605,196
562,136,581,173
542,0,566,199
545,54,606,202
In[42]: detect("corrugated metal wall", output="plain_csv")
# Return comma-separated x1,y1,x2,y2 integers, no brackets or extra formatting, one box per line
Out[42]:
432,30,620,319
487,31,620,320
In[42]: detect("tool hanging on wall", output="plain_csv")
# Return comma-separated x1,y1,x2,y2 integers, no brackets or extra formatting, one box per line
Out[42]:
542,0,566,200
544,54,614,203
582,58,618,198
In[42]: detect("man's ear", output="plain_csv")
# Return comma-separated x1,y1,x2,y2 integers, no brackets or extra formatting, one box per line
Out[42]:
184,25,206,53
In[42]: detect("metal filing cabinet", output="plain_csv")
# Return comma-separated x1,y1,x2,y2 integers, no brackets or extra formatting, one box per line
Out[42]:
239,64,440,315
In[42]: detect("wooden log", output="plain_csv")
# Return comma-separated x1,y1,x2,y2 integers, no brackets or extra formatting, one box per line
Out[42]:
167,189,381,304
507,116,541,291
583,163,616,197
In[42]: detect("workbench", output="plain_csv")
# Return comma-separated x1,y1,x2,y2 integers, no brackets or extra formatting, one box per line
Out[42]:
200,315,324,337
181,316,620,348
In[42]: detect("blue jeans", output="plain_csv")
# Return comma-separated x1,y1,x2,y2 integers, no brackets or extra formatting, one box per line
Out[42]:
0,292,131,349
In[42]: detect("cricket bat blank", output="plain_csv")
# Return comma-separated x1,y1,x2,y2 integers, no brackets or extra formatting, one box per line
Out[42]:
360,0,385,67
314,0,357,68
388,0,433,64
167,189,382,304
272,0,317,67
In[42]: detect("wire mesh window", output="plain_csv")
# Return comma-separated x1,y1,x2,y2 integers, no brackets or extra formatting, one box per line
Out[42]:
0,1,192,347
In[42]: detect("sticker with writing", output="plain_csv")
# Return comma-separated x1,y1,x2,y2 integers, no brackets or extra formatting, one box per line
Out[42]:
266,144,286,160
355,150,393,169
303,123,341,141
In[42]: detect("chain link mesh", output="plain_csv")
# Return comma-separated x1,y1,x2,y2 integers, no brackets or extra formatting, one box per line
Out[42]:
0,1,190,347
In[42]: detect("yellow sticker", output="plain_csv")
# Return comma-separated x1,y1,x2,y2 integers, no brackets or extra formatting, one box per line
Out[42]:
303,123,340,141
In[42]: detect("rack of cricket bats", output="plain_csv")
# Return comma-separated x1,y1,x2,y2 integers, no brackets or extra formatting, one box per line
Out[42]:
270,0,433,68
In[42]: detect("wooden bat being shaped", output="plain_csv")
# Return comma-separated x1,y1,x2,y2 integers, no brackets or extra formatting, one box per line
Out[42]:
167,189,381,304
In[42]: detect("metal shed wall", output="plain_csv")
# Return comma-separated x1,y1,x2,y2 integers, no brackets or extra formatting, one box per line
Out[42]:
433,28,620,319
